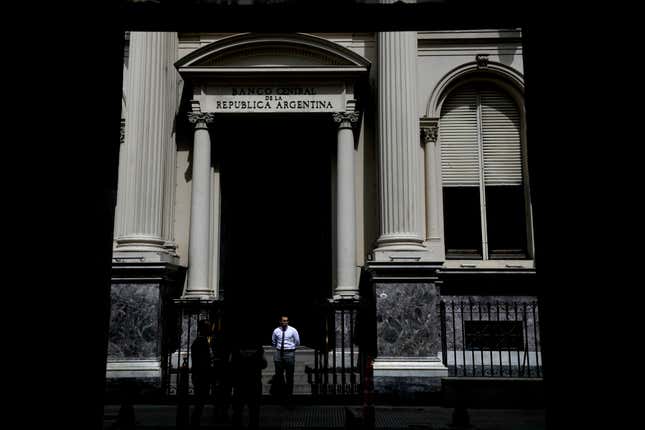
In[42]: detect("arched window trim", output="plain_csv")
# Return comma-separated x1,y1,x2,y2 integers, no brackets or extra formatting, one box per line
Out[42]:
436,74,534,262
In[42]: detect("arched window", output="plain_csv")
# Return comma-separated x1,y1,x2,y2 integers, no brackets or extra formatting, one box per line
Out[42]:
440,82,530,260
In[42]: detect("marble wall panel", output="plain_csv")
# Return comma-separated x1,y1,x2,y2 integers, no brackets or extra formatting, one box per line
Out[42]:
108,283,161,359
375,283,441,357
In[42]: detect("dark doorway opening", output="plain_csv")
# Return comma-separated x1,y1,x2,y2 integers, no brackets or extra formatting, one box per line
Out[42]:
218,114,335,347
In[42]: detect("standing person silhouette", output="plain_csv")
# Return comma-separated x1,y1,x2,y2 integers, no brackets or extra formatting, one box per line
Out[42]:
190,319,213,429
211,324,231,423
230,340,267,429
271,315,300,408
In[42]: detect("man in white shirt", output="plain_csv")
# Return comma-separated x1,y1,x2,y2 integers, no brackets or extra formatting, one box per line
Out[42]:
271,315,300,407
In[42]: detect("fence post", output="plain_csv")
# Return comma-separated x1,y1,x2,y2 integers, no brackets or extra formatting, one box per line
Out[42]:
362,354,375,429
440,301,448,370
176,357,189,429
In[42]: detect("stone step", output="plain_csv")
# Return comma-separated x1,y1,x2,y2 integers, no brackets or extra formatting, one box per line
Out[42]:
260,346,314,395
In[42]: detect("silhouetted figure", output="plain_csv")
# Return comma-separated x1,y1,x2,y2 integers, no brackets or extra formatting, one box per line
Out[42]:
230,341,267,429
111,379,137,430
190,319,213,429
271,315,300,408
211,324,232,422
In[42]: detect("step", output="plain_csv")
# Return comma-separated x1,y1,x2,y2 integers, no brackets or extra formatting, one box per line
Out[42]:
261,346,315,395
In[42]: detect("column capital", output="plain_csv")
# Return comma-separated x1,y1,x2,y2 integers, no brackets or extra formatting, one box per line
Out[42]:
120,118,125,145
188,112,214,126
420,118,438,145
333,111,359,127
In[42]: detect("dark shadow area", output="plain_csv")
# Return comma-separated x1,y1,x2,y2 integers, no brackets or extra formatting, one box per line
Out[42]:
218,114,335,345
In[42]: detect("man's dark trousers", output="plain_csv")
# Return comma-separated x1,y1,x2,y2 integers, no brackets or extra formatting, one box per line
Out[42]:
274,350,295,403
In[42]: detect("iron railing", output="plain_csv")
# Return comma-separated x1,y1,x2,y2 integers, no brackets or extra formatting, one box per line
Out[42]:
306,300,365,397
439,299,542,377
162,300,224,397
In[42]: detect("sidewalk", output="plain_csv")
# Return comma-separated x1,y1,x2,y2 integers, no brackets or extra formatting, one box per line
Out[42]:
103,404,545,429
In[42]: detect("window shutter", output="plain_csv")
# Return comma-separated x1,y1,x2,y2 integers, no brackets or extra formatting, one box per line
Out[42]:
440,86,480,187
480,89,522,186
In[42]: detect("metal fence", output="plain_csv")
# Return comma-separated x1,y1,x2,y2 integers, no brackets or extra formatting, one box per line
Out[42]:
162,300,224,397
306,300,364,397
439,299,542,377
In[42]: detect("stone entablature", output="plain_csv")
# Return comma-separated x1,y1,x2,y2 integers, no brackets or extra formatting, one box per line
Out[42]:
195,82,352,113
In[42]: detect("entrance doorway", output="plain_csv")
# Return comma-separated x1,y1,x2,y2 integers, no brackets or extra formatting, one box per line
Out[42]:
218,114,335,347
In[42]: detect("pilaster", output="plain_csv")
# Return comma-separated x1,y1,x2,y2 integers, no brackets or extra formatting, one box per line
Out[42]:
421,118,445,261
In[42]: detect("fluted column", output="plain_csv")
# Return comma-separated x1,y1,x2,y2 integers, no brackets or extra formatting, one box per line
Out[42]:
162,33,179,254
333,111,359,299
374,30,426,255
183,111,215,299
115,32,173,252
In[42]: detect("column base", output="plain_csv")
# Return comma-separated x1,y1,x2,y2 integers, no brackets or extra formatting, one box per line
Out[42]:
332,289,360,301
373,234,434,262
115,235,169,253
422,237,446,262
372,246,435,262
178,293,217,302
107,259,184,401
112,250,179,265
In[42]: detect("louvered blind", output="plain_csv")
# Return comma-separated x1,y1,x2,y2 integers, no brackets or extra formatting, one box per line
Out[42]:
440,84,522,187
480,89,522,186
440,87,480,187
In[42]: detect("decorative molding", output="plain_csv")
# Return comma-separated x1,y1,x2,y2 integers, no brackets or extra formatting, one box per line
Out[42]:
200,46,344,67
332,111,359,124
420,118,438,145
187,112,214,124
345,99,357,113
120,118,125,145
175,33,371,74
476,54,490,68
426,61,524,118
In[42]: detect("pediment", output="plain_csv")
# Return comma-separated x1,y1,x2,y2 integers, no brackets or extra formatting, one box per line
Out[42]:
176,33,370,73
197,44,351,67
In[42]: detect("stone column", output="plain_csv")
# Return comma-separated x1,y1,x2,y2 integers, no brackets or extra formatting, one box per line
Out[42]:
374,30,426,259
115,32,173,253
421,119,445,260
333,111,359,299
161,33,179,255
183,111,215,299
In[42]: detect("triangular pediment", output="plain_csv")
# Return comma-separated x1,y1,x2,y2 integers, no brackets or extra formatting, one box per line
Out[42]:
176,33,370,73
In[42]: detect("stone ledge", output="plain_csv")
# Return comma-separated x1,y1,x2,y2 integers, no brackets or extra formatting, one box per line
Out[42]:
374,358,448,378
106,359,161,379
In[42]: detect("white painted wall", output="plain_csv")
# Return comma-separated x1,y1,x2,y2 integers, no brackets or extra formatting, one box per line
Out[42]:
417,29,524,117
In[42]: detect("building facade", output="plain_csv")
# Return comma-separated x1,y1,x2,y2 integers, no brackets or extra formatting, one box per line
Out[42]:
107,30,538,399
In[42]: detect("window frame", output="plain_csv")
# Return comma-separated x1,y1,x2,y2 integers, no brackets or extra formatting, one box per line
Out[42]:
438,77,534,262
